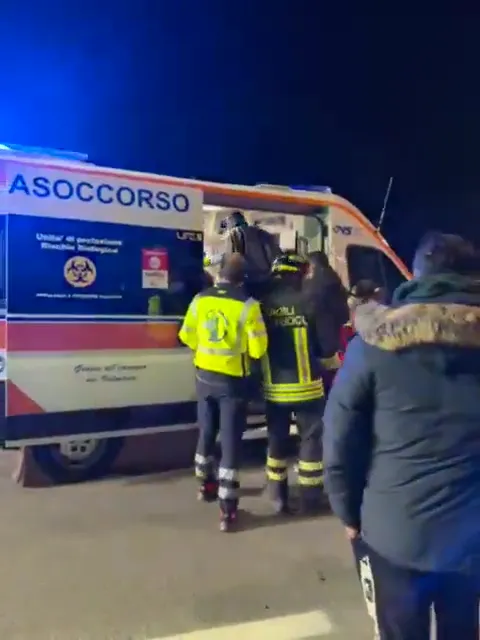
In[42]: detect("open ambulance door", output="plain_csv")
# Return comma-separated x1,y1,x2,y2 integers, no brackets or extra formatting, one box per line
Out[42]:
327,203,409,298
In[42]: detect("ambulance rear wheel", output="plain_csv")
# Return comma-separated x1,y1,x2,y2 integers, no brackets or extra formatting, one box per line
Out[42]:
31,437,124,484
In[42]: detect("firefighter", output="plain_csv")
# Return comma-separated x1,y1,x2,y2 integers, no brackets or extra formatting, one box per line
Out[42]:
260,252,339,514
178,254,268,531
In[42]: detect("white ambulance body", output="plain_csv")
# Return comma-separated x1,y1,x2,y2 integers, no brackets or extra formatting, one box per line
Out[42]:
0,147,410,481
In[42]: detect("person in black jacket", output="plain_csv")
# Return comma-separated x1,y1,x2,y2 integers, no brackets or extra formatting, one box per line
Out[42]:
219,211,282,297
304,250,349,328
303,251,348,390
261,252,339,513
323,232,480,639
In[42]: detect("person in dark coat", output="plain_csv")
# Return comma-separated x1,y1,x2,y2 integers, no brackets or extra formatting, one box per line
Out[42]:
304,251,350,328
303,251,348,389
337,280,386,366
347,279,388,335
323,232,480,640
218,210,282,288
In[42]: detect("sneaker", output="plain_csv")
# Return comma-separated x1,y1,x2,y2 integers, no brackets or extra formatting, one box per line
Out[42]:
219,511,238,532
197,481,218,503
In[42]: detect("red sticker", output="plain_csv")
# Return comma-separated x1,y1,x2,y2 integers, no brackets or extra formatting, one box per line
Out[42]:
142,249,169,289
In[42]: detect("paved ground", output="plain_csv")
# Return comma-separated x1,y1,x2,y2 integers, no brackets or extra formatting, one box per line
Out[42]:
0,448,373,640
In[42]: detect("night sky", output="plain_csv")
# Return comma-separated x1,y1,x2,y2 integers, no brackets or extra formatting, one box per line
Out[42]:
2,4,478,260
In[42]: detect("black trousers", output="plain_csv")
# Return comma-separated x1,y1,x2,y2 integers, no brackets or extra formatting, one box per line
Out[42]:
352,537,480,640
265,399,324,503
195,374,248,513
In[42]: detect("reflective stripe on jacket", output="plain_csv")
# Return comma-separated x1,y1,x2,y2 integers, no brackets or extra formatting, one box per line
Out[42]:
178,283,268,377
261,281,325,403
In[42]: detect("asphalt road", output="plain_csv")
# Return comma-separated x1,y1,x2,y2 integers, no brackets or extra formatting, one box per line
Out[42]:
0,449,373,640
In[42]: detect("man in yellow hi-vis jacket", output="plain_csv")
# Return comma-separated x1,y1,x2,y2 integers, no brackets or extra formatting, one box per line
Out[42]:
260,252,340,514
179,254,268,531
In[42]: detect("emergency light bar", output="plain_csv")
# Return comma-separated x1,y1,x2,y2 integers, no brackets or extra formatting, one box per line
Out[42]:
255,184,293,191
0,143,89,164
290,185,332,194
255,183,332,195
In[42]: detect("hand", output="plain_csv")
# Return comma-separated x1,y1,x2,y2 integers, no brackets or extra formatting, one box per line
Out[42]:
345,526,360,541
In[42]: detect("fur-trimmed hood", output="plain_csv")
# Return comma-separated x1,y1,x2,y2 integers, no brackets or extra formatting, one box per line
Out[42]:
358,275,480,363
360,302,480,351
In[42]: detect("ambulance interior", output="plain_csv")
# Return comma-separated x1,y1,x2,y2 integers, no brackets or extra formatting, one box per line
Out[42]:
203,205,407,300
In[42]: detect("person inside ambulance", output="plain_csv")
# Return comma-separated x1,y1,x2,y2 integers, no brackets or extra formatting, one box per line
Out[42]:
205,210,282,297
260,252,339,514
304,250,350,329
303,250,348,389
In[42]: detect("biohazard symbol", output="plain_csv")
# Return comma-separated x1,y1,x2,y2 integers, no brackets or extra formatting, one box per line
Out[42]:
64,256,97,288
204,310,229,343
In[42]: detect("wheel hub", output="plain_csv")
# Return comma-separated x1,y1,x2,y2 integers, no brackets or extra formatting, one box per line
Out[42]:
59,439,99,462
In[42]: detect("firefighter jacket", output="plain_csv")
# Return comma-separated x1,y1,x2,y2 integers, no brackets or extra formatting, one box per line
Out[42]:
178,283,268,377
260,280,338,403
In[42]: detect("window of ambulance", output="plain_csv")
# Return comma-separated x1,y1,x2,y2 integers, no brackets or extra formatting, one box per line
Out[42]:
346,244,407,303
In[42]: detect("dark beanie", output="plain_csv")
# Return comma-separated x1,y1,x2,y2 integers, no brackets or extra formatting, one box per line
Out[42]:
219,254,246,285
412,232,477,277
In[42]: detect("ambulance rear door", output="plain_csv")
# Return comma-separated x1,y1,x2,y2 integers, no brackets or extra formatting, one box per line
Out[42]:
327,203,409,296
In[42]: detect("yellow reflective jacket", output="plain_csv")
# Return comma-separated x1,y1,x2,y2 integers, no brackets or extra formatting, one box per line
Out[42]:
179,283,268,377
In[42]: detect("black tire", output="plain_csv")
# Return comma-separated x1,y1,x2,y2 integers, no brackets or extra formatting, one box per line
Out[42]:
31,437,124,484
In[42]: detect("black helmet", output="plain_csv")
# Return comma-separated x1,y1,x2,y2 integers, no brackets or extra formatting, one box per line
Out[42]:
271,251,308,275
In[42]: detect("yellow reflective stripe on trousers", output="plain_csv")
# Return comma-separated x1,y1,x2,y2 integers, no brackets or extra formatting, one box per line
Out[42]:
267,456,288,469
293,327,311,383
298,475,324,486
266,456,288,482
298,460,323,472
267,469,288,482
297,459,324,487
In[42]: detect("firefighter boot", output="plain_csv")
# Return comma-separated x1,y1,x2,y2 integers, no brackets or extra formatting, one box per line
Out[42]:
197,479,218,503
266,455,290,514
297,458,325,514
219,499,238,532
297,484,325,515
269,479,291,515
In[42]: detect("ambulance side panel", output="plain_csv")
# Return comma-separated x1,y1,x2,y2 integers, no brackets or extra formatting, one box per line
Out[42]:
0,160,203,446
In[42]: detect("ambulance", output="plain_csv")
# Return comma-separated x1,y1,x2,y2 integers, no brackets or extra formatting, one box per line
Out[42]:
0,145,411,483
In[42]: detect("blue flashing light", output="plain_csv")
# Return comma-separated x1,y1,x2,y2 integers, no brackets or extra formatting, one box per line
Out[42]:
290,185,332,194
0,143,89,163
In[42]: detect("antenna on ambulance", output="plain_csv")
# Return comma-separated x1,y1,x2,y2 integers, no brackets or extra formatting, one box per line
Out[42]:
376,176,394,232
